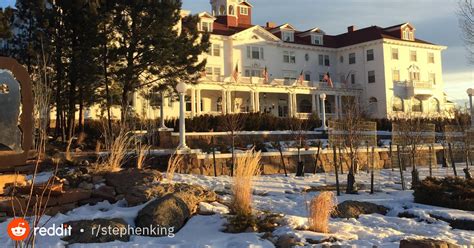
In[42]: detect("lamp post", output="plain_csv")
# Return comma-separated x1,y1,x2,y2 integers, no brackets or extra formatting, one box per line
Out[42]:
468,88,474,129
319,93,328,131
176,81,189,150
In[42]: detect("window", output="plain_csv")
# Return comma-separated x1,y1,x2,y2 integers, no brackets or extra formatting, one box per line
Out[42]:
429,73,436,84
283,51,296,63
430,98,440,113
368,97,378,115
366,49,374,61
408,31,414,40
211,44,221,56
304,73,311,81
319,73,325,82
200,21,212,32
205,67,213,75
428,52,435,63
244,68,262,77
412,98,422,112
240,7,248,15
247,46,264,60
403,30,409,40
229,5,235,15
324,55,330,66
185,95,192,112
368,71,375,83
392,48,399,60
393,97,404,112
299,99,312,113
349,53,356,64
409,71,420,81
350,73,356,84
213,67,221,76
282,31,294,42
410,51,417,62
392,70,400,82
339,56,344,63
305,53,309,61
312,35,323,45
318,55,324,65
283,71,297,83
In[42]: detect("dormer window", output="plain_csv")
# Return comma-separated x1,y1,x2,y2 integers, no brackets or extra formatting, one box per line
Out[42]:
402,28,415,41
282,31,294,42
240,6,249,15
312,35,323,45
200,21,213,32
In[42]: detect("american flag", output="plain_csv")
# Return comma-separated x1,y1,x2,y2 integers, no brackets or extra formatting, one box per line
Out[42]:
297,70,304,85
323,72,333,88
232,63,239,82
263,66,269,83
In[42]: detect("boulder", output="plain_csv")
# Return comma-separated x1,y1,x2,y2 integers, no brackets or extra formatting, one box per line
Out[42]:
399,238,460,248
276,234,300,248
125,183,216,207
105,169,162,194
135,194,190,236
134,183,217,236
332,200,389,219
91,185,116,203
0,174,27,195
62,218,129,244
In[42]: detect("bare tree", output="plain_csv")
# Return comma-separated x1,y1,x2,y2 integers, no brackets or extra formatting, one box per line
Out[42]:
458,0,474,64
329,98,375,194
222,113,245,176
289,118,308,176
392,114,435,188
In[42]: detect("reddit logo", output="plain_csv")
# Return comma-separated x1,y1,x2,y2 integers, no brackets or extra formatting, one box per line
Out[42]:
7,218,30,241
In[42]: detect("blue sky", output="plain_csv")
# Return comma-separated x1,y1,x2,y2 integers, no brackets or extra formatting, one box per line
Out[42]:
2,0,472,105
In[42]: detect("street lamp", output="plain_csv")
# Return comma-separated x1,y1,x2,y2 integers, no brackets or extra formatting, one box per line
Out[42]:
176,81,189,150
319,93,328,131
468,88,474,129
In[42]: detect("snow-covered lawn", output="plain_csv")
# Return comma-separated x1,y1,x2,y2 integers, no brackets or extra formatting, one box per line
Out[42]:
1,166,473,247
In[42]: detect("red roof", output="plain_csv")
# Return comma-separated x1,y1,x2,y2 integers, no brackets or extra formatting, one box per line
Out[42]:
210,21,436,48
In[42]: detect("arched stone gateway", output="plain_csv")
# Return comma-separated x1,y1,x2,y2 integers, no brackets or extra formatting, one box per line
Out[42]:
0,57,33,170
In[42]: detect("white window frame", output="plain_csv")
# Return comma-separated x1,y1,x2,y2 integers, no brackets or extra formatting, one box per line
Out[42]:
211,44,221,57
283,51,296,64
247,46,264,60
392,48,399,60
244,68,262,78
368,70,376,83
349,53,356,64
428,52,435,63
366,49,374,61
239,6,248,15
410,51,417,62
392,69,400,82
282,31,294,42
200,21,213,32
312,35,323,45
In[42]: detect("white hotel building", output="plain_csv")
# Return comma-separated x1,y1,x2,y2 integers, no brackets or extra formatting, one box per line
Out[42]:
124,0,453,121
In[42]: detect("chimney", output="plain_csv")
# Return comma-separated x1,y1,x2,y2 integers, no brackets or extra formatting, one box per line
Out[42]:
266,21,277,29
347,25,356,32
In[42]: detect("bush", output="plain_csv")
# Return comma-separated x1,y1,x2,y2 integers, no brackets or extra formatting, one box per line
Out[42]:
413,177,474,211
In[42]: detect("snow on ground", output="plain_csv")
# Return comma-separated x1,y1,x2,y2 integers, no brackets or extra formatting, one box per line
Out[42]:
2,166,473,247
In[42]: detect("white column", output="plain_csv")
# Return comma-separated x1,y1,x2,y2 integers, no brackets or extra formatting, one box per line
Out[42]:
250,90,255,112
196,89,202,115
255,91,260,112
227,90,232,113
160,91,167,129
190,88,196,118
221,90,227,114
293,94,298,115
311,94,317,114
316,94,321,117
334,95,340,119
319,93,327,130
178,92,188,150
288,93,293,117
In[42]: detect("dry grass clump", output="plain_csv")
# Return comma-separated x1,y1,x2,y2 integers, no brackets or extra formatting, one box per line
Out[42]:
308,191,337,233
136,143,151,169
231,150,261,217
166,152,184,183
94,129,133,173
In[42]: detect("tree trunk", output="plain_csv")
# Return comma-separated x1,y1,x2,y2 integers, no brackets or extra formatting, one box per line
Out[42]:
313,142,321,174
370,146,375,194
103,23,113,136
278,146,288,177
448,143,457,176
397,145,406,190
333,146,340,196
212,136,217,177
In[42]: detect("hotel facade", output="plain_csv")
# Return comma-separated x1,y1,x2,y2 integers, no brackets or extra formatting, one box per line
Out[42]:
88,0,453,121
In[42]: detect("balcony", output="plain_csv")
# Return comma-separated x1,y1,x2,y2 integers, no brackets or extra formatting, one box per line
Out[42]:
395,80,435,100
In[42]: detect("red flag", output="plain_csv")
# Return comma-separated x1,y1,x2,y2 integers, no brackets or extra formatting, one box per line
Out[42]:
323,72,333,88
297,70,304,85
232,63,239,82
263,66,269,83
